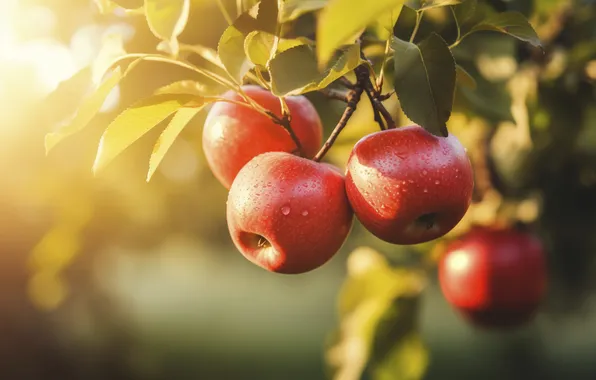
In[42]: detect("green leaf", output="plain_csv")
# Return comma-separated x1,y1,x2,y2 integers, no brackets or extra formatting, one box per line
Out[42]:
419,0,461,11
269,43,363,96
451,0,477,27
180,43,224,68
392,5,418,42
325,247,426,380
392,33,456,136
244,31,308,67
370,333,428,380
147,105,205,181
469,11,542,48
93,94,196,173
317,0,405,66
45,65,132,154
256,0,278,34
455,64,477,89
279,0,327,22
218,13,259,83
144,0,190,56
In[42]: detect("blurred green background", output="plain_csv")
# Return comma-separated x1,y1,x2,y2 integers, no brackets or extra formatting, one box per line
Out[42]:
2,0,596,379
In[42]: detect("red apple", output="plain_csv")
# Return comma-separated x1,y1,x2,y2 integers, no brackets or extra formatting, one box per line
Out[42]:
345,125,474,245
226,152,353,274
439,226,547,329
202,85,323,189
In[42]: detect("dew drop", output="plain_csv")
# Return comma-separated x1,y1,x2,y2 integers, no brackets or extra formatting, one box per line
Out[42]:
423,188,428,193
408,179,414,184
435,180,440,185
422,170,428,175
301,210,309,216
281,205,291,215
381,204,387,210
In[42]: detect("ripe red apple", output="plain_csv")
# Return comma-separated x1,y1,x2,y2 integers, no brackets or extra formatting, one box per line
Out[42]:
226,152,353,274
202,85,323,188
345,125,474,245
438,226,547,329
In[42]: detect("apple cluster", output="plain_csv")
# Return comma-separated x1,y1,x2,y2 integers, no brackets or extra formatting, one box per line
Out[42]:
202,85,547,329
202,85,474,273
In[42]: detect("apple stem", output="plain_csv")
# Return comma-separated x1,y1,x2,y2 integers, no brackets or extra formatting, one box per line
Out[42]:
268,110,304,157
355,65,397,130
313,74,366,162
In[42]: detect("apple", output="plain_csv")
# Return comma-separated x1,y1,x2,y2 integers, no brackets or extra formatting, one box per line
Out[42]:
226,152,353,274
202,85,323,189
345,125,474,245
438,226,547,328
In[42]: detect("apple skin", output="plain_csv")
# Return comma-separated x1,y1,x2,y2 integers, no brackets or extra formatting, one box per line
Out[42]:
345,125,474,245
202,85,323,189
226,152,353,274
438,226,547,329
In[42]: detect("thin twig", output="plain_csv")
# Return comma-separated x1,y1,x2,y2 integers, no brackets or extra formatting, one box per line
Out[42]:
355,65,397,129
267,110,304,157
319,88,349,102
338,77,356,89
313,74,366,162
378,91,395,101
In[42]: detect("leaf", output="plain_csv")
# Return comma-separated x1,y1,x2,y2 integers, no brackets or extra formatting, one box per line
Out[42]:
93,0,143,13
244,31,308,67
218,13,259,83
469,11,542,48
147,105,205,181
325,247,426,380
153,80,210,96
269,43,363,96
144,0,191,56
419,0,461,11
93,94,197,173
43,67,93,127
256,0,278,34
180,43,224,68
392,33,456,136
451,0,477,27
370,4,403,40
317,0,405,66
455,64,477,89
392,5,418,42
45,65,135,154
369,333,428,380
279,0,327,22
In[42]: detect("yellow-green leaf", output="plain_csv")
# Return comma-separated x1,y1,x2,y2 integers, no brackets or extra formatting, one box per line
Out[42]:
370,5,403,40
45,66,128,154
419,0,461,11
256,0,278,34
147,105,205,181
144,0,190,55
43,67,93,128
153,80,209,96
93,94,196,173
269,43,363,96
218,13,259,83
317,0,405,66
455,64,477,89
279,0,327,22
469,11,542,48
244,31,308,67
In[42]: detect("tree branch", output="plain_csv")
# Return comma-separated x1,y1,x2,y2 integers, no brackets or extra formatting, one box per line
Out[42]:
319,87,349,102
355,65,397,129
313,80,365,162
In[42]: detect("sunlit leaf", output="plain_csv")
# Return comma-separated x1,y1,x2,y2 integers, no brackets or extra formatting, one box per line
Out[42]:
392,34,456,136
469,11,542,48
456,64,477,89
93,94,197,173
43,67,93,127
153,80,210,96
370,5,403,40
45,64,140,154
180,43,224,68
244,31,308,67
147,105,206,181
218,13,259,83
317,0,404,66
144,0,190,56
419,0,461,11
279,0,327,22
452,0,477,28
269,43,363,96
93,0,143,13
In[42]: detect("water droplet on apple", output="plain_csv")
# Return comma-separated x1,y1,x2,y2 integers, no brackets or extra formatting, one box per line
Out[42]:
281,205,291,215
381,204,387,209
435,180,440,185
408,179,414,183
422,170,428,175
423,188,428,193
301,210,309,216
